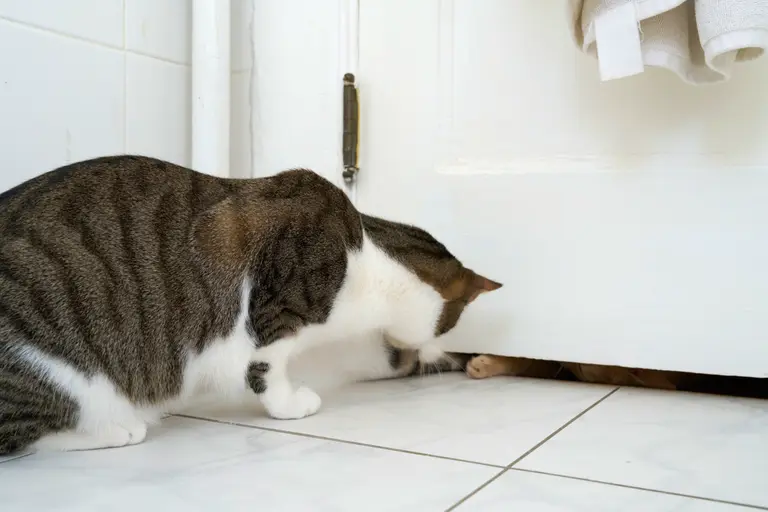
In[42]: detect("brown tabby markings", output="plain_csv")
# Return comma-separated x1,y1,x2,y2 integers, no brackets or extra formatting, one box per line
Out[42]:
0,155,499,454
1,158,239,408
0,157,361,452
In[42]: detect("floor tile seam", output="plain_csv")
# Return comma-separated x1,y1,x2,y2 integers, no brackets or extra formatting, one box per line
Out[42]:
0,452,34,465
510,468,768,510
173,413,506,469
444,467,510,512
436,387,622,511
505,386,620,468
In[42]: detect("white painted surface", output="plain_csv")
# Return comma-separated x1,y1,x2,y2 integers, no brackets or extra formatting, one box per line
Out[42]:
241,0,346,185
339,0,359,97
355,0,768,377
192,0,230,178
229,0,352,181
229,0,253,178
0,1,191,192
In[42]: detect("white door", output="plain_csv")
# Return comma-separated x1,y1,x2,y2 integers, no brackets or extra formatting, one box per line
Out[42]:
353,0,768,377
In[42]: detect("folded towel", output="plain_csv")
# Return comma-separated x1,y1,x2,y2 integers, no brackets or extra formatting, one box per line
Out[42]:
569,0,768,84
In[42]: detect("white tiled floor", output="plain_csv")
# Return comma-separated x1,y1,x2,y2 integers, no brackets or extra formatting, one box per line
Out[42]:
1,374,766,511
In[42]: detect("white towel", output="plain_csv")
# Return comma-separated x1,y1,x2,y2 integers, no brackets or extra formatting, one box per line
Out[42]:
569,0,768,84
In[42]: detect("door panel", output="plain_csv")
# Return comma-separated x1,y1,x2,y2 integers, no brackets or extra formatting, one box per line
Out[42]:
356,0,768,377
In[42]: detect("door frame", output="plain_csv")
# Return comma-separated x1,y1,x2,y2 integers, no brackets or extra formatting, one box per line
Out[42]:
249,0,360,197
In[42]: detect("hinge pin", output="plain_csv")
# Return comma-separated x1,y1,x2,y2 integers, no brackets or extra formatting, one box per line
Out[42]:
342,73,359,184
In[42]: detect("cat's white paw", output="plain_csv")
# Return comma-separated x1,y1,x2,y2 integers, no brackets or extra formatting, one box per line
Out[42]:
266,386,322,420
126,423,148,445
294,386,322,416
33,422,147,452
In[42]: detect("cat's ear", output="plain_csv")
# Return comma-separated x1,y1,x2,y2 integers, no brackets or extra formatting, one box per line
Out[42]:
464,270,502,303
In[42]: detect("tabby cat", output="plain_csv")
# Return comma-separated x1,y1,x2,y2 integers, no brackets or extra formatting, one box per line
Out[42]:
0,156,500,454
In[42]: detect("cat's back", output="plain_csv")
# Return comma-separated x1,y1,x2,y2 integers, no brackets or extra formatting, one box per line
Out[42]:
0,156,242,402
0,155,230,231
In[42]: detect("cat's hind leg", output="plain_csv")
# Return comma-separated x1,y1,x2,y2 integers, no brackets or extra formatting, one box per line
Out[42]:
33,381,152,452
2,343,152,453
0,417,56,456
0,355,79,455
248,339,321,420
33,422,147,452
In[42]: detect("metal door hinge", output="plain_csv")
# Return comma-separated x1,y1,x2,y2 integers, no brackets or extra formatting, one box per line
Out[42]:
342,73,359,184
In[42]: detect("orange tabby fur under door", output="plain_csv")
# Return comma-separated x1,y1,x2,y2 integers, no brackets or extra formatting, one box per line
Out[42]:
465,354,683,391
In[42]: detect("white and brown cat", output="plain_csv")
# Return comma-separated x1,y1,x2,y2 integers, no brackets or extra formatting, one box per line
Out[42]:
0,155,501,454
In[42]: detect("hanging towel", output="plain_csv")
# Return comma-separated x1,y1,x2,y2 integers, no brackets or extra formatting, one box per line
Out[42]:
569,0,768,84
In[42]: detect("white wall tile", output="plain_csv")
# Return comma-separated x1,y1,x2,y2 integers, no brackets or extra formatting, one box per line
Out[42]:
126,0,190,64
230,71,252,178
0,0,123,48
0,20,124,191
126,54,190,166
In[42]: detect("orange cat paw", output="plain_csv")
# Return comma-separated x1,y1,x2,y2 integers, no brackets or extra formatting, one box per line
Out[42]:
466,355,506,379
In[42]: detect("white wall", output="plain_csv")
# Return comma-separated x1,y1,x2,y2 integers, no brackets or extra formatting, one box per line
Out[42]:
0,0,193,191
0,0,348,191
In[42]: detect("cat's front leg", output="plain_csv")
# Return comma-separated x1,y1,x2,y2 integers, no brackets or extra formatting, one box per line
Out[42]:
247,339,321,420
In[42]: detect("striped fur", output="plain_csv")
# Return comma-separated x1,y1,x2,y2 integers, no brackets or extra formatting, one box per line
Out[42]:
0,155,500,454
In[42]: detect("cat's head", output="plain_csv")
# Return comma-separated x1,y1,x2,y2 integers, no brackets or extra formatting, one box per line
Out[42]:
361,215,502,361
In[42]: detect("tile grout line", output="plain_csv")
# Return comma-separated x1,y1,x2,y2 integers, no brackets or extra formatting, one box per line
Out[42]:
173,413,505,469
0,15,120,50
126,49,189,67
508,386,620,468
6,389,765,511
0,452,34,465
0,15,190,67
510,468,768,511
445,386,621,511
444,468,507,512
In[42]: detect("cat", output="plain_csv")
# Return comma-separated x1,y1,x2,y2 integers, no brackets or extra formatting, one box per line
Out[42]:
187,333,473,418
464,354,683,390
0,155,501,455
